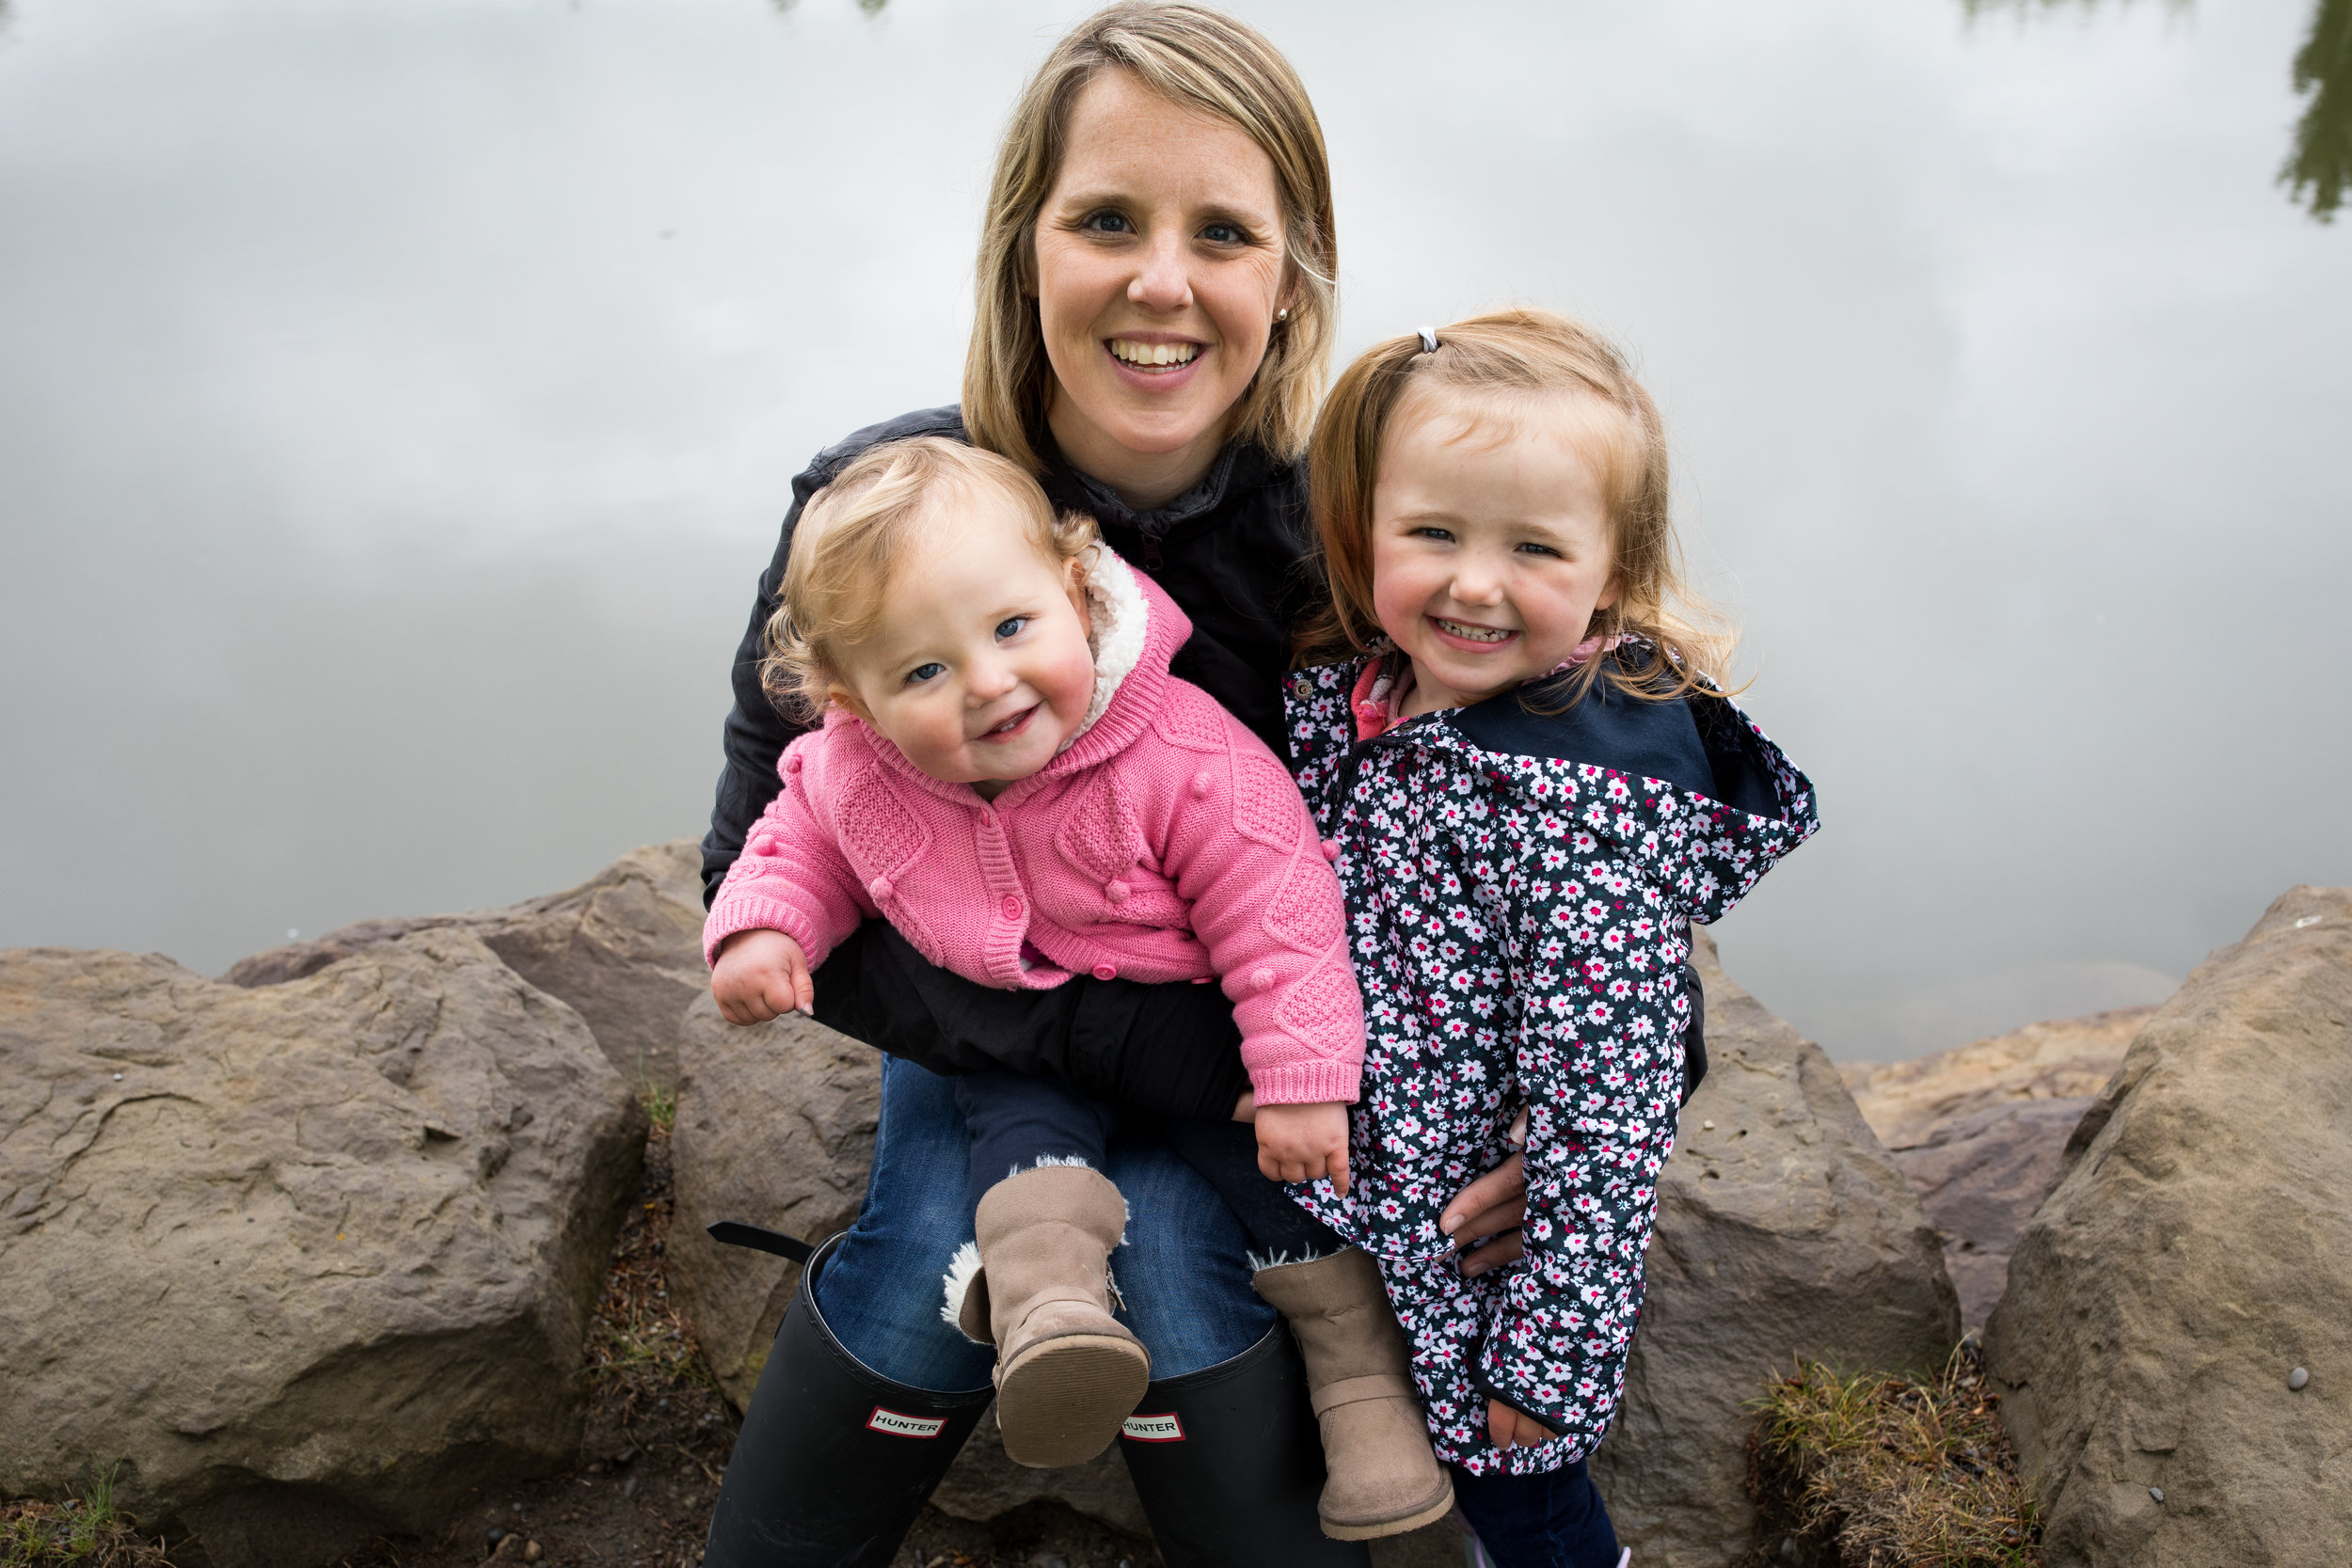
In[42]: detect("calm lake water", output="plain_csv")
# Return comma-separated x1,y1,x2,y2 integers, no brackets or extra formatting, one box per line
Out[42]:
3,0,2346,1060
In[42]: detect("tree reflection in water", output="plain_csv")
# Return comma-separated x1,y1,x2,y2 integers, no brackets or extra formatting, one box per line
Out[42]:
1967,0,2352,221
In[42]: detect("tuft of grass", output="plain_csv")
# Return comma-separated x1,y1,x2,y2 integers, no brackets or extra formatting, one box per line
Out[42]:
584,1122,715,1399
1743,1343,2041,1567
637,1083,675,1134
1,1467,174,1568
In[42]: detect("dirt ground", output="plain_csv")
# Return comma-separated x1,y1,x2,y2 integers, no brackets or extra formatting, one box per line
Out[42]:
334,1124,1160,1568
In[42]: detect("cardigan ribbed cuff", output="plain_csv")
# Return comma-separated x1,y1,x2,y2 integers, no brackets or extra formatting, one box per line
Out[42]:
702,894,829,971
1244,1056,1362,1106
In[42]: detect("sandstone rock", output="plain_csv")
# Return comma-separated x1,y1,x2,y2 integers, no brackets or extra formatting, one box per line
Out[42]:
1986,887,2352,1567
1840,1008,2148,1335
1839,1006,2150,1150
1587,931,1961,1567
0,933,644,1568
225,840,707,1091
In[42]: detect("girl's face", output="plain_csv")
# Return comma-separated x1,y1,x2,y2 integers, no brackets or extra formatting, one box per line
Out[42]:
1032,69,1293,502
827,490,1096,792
1369,386,1624,716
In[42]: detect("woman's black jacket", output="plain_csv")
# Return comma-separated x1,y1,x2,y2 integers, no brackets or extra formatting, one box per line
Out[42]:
699,405,1320,1118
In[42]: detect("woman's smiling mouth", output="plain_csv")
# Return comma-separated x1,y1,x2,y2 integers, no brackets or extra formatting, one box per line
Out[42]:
1106,338,1201,373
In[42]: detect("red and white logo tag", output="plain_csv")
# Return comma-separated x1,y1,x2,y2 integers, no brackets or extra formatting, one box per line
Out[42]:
1120,1413,1184,1443
866,1406,947,1439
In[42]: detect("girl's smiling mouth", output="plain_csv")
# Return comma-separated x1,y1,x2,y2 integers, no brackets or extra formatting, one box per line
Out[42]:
1428,615,1519,650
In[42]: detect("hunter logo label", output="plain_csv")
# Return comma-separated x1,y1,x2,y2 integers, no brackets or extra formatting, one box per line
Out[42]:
865,1406,946,1438
1120,1413,1184,1442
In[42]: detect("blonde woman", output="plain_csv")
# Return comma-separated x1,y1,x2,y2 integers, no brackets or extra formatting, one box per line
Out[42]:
696,8,1383,1566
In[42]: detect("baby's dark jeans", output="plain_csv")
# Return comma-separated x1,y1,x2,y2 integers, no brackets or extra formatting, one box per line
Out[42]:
955,1068,1343,1259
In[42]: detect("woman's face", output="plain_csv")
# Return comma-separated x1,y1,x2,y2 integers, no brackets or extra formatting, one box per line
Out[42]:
1033,70,1292,499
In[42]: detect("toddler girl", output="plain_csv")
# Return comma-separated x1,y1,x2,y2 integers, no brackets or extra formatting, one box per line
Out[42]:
705,437,1454,1541
1283,310,1820,1567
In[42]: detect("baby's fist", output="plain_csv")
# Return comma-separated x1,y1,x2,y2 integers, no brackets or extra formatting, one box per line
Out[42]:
711,929,813,1025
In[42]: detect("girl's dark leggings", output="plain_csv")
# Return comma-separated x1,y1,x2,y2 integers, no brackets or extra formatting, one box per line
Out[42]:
955,1068,1344,1259
1453,1458,1622,1568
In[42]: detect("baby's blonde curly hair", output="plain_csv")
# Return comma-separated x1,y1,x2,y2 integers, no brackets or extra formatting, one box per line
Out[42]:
762,437,1098,721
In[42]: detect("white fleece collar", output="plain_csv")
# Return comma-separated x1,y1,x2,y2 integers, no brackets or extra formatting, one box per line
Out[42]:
1057,544,1150,753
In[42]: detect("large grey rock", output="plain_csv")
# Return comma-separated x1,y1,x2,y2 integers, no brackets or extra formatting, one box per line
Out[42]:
1986,887,2352,1567
1840,1006,2150,1150
226,840,707,1091
0,933,644,1568
1587,931,1962,1567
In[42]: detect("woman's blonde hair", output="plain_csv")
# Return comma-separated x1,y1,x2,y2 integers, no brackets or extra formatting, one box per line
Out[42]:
962,3,1337,473
763,437,1097,720
1302,308,1735,705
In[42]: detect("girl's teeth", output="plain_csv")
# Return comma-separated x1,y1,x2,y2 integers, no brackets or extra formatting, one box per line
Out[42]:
1109,340,1200,367
1438,619,1513,643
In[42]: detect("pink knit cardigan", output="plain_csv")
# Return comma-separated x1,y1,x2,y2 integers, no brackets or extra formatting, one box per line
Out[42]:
704,552,1363,1107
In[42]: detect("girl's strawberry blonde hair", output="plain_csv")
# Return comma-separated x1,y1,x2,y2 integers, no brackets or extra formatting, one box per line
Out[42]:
1302,308,1736,705
762,437,1097,721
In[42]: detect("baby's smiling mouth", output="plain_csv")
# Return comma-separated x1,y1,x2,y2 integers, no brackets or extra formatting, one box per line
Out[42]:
977,705,1039,741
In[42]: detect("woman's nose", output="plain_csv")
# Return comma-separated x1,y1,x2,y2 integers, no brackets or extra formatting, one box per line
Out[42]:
1127,229,1193,313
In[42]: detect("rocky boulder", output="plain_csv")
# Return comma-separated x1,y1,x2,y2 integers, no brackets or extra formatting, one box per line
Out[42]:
1587,931,1962,1567
1986,887,2352,1566
226,841,707,1091
1842,1008,2150,1329
0,933,644,1568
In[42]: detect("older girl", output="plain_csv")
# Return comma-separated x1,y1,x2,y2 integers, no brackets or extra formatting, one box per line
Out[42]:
1284,311,1820,1566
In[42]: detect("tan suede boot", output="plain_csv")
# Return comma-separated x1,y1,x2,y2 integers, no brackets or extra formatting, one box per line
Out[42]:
948,1163,1151,1468
1252,1247,1454,1540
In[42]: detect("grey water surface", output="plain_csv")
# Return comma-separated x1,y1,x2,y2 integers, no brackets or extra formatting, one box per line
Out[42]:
3,0,2345,1060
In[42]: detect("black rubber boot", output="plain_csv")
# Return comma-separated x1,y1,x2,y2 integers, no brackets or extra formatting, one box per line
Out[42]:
1119,1323,1375,1567
702,1235,995,1568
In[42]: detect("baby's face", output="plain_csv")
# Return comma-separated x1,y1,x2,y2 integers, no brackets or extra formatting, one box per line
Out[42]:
829,487,1096,790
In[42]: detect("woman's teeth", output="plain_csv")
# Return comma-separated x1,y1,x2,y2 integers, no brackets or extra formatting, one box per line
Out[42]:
1109,339,1200,367
1436,618,1515,643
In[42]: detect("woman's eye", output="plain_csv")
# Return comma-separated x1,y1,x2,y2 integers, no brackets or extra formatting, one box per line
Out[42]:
1200,220,1247,245
1080,210,1133,235
994,616,1029,641
904,662,946,686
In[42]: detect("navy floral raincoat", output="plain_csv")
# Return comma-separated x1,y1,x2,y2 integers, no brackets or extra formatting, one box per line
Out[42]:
1284,647,1820,1474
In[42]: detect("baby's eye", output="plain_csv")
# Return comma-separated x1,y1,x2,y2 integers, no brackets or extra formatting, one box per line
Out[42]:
994,616,1029,641
904,662,946,686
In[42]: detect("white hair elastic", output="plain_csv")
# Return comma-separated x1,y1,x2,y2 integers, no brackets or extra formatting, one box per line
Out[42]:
1417,325,1439,354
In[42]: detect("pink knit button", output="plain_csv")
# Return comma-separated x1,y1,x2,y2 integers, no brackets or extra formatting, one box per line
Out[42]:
868,876,894,902
1251,967,1274,993
785,752,804,774
1191,771,1214,799
1092,964,1118,981
1001,894,1024,921
1104,879,1130,904
1321,838,1341,862
750,834,778,857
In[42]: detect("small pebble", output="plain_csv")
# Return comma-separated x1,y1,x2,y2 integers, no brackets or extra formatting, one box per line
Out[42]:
1702,1119,1716,1131
523,1543,542,1563
485,1528,505,1545
2289,1367,2311,1390
112,1073,123,1082
1776,1537,1800,1563
2150,1486,2165,1503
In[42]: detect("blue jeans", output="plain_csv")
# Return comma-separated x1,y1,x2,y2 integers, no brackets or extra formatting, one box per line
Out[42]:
814,1055,1279,1389
1454,1460,1621,1568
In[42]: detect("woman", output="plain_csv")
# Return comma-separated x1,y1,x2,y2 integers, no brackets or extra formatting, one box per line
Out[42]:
698,8,1497,1564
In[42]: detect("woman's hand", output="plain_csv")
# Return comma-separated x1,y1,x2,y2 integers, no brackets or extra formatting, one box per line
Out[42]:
711,928,814,1024
1439,1153,1528,1276
1254,1101,1351,1196
1487,1399,1559,1449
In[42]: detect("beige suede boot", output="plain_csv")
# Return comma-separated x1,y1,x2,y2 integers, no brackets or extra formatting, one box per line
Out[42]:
946,1163,1151,1468
1252,1247,1454,1540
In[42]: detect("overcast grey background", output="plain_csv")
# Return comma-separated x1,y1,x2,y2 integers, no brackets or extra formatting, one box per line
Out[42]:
3,0,2345,1060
